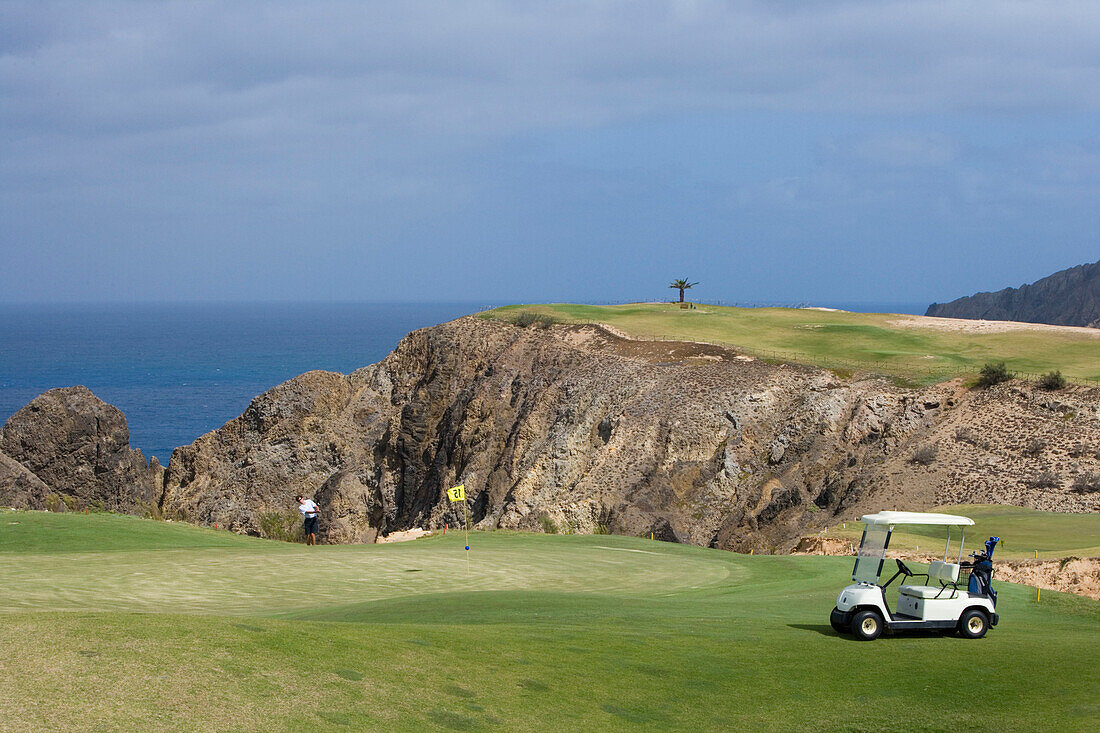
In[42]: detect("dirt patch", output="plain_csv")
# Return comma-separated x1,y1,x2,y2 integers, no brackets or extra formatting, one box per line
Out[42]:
562,323,747,364
994,557,1100,601
376,528,431,544
792,536,855,555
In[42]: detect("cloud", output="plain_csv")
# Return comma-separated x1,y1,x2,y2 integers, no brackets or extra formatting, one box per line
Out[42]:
1,1,1098,303
3,1,1100,143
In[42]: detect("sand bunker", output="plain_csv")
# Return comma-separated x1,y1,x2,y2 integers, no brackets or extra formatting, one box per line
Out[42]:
888,315,1100,338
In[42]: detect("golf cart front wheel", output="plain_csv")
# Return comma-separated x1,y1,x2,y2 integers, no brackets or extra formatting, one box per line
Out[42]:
958,609,989,639
851,610,884,641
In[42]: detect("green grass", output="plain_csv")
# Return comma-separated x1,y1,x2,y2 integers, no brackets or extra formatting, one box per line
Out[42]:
822,504,1100,560
0,509,269,554
1,510,1097,731
484,303,1100,381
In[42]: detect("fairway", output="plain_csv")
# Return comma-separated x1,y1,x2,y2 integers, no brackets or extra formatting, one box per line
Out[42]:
484,303,1100,381
1,511,1097,732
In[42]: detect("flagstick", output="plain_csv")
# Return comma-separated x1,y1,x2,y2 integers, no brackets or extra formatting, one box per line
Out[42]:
463,499,471,577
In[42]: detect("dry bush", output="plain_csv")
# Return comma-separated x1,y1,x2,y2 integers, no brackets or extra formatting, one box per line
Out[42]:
955,426,991,450
1071,471,1100,494
909,444,938,466
1023,438,1047,457
1028,470,1060,489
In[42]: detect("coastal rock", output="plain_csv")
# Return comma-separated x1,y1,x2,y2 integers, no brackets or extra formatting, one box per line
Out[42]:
1,386,163,513
0,449,51,509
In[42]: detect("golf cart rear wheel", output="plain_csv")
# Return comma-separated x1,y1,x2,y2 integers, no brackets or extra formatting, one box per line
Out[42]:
958,609,989,639
851,610,884,641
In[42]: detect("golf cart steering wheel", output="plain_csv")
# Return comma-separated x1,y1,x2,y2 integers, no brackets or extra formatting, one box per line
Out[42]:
895,559,914,577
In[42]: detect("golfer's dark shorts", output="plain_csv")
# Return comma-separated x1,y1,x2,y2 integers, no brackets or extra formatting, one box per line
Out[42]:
304,515,318,535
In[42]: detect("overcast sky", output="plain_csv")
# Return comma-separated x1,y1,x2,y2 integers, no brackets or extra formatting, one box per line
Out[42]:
2,1,1098,305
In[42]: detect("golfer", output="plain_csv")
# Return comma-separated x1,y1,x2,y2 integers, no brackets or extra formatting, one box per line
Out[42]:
297,495,319,545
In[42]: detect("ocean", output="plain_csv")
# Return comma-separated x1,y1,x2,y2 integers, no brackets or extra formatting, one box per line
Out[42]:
0,299,929,464
0,302,486,463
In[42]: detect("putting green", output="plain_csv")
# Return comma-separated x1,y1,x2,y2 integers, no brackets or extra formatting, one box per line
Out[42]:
0,511,1097,732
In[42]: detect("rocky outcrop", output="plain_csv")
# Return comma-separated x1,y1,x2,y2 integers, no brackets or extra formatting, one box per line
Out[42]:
926,260,1100,327
1,387,163,513
158,317,1099,551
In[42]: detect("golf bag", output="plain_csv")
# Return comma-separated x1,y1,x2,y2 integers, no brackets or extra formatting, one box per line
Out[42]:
967,536,999,607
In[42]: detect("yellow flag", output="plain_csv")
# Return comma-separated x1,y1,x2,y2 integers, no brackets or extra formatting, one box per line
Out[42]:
447,484,466,502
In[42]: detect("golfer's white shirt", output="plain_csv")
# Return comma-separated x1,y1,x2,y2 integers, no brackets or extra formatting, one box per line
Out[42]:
299,500,318,518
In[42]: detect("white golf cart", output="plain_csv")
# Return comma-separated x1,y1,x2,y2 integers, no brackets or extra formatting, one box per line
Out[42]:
830,511,1000,641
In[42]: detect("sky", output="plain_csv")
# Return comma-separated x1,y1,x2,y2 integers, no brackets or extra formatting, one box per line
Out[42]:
1,1,1098,306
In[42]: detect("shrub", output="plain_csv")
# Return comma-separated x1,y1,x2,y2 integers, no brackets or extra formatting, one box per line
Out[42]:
1028,470,1060,488
909,444,938,466
1039,370,1066,391
513,311,554,329
976,362,1012,388
538,515,558,534
45,493,63,513
1071,471,1100,494
139,501,164,520
1068,443,1090,458
954,427,991,450
1023,438,1047,457
258,511,304,543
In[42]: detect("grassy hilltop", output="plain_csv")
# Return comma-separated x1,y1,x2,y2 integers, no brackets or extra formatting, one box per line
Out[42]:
1,510,1097,731
484,303,1100,382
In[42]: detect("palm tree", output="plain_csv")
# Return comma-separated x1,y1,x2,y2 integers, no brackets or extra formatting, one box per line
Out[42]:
669,278,698,303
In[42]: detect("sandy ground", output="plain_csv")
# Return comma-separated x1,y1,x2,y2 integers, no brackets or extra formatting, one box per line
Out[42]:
888,314,1100,337
375,528,431,543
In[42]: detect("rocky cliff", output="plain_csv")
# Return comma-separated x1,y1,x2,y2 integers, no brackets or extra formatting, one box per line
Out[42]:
5,319,1099,551
926,260,1100,327
1,386,164,513
159,317,1099,550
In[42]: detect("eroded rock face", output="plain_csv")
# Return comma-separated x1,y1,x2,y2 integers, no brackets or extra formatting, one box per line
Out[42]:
1,386,163,512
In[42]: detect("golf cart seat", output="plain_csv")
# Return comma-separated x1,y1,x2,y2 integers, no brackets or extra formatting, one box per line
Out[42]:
900,561,964,599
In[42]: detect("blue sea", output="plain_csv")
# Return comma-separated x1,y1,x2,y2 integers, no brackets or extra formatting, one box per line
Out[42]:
0,303,487,463
0,299,929,464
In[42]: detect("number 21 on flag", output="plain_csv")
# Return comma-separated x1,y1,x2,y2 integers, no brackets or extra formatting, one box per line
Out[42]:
447,484,466,502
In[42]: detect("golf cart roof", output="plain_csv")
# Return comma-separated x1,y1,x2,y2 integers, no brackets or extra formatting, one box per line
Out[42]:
860,511,974,527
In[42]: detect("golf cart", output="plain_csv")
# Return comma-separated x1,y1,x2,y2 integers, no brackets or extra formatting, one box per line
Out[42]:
830,511,1000,641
